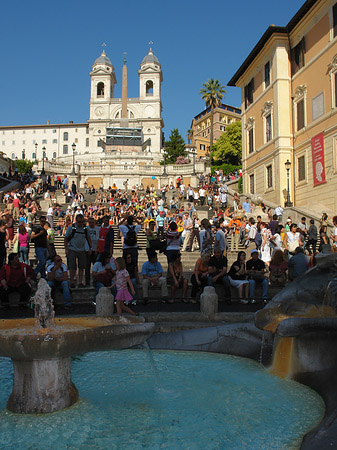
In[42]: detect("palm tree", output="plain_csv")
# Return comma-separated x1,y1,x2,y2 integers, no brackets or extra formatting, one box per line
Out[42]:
199,79,226,152
187,128,193,145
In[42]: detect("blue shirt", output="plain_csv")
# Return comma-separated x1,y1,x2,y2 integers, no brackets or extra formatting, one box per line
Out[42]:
142,261,163,277
242,202,251,213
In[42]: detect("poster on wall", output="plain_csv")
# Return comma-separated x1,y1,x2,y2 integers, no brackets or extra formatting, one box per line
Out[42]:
311,132,326,186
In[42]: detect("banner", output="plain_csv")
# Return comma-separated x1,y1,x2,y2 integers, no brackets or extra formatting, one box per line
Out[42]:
311,133,326,186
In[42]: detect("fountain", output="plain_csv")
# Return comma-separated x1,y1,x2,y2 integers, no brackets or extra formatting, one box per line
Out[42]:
0,279,155,414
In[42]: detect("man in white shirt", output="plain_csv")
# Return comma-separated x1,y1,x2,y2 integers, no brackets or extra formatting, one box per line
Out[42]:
275,205,284,222
47,205,54,228
199,187,206,206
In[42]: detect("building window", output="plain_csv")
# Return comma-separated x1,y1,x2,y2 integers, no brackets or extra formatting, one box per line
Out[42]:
63,145,68,154
22,140,25,144
42,139,47,144
53,152,57,159
97,140,101,147
298,155,306,181
63,132,68,141
264,61,270,88
244,78,254,109
297,99,305,131
32,152,36,159
293,85,307,131
245,117,255,155
86,127,89,134
291,38,305,75
23,130,25,135
52,139,57,144
266,165,273,188
200,144,205,151
97,82,104,97
333,3,337,38
86,138,89,147
248,128,254,154
11,153,15,159
266,114,272,142
250,174,255,194
53,129,57,133
220,126,226,131
146,80,153,96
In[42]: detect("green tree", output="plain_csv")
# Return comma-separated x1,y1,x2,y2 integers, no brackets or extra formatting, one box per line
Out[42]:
164,129,187,163
199,79,226,151
14,159,34,174
212,121,242,166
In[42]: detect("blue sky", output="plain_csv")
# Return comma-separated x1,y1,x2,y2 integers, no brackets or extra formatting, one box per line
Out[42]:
0,0,305,141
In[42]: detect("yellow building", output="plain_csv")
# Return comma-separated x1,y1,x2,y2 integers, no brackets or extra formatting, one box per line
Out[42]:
191,104,241,158
228,0,337,214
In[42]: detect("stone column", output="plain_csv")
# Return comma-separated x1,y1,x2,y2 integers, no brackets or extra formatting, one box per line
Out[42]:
96,287,114,317
200,286,218,320
7,358,78,413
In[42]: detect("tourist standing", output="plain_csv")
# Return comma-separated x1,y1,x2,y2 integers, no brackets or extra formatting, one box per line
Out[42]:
114,257,136,316
119,215,142,266
31,216,52,278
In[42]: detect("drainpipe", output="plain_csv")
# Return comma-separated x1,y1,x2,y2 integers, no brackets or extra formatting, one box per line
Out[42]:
287,32,296,207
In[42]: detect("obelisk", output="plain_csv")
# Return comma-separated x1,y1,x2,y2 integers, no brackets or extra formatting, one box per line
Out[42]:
121,52,128,126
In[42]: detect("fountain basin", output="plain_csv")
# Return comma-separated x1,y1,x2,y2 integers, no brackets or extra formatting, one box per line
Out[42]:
0,316,155,413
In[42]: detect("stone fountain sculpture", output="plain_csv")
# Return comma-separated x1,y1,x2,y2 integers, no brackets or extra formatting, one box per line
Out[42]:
255,252,337,448
0,279,154,414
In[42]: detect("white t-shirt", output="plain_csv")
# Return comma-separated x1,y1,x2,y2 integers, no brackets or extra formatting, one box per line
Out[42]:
47,262,68,279
87,225,100,252
119,224,141,249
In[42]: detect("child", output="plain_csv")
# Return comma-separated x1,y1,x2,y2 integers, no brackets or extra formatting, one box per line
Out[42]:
113,257,136,316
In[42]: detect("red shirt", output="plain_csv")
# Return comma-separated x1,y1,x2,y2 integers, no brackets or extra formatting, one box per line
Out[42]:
0,263,34,287
97,225,111,253
13,198,20,208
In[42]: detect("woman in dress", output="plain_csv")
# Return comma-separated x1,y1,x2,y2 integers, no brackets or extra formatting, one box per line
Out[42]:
228,251,249,303
260,222,272,266
114,257,136,316
284,223,302,258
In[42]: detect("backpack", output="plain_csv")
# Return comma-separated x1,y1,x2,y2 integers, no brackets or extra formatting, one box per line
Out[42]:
124,225,137,246
67,224,90,245
254,230,262,247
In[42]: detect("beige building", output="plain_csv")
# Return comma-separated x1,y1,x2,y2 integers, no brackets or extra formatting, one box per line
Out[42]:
191,104,241,158
229,0,337,214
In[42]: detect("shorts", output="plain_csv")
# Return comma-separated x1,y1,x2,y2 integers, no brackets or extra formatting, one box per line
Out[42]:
68,250,87,270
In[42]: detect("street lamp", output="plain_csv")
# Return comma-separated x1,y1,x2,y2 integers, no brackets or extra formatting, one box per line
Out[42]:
163,147,167,176
284,159,293,207
41,146,46,175
71,142,76,175
34,143,38,164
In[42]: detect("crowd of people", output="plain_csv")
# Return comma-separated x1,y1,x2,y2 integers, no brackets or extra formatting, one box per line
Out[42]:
0,169,336,315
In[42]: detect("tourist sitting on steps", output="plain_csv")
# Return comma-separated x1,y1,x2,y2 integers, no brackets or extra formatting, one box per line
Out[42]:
228,251,250,304
191,251,210,300
141,250,169,305
246,249,268,304
167,252,188,303
92,253,116,300
0,253,34,308
46,255,72,310
207,248,231,304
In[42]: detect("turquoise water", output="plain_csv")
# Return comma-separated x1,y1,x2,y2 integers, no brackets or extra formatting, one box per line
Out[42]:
0,350,324,450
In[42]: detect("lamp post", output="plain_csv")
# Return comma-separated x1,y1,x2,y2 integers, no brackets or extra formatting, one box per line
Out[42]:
284,159,293,207
163,147,167,176
71,143,76,175
34,143,38,164
192,147,196,176
41,146,46,175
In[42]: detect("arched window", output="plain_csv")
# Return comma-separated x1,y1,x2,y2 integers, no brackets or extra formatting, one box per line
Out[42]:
97,82,105,97
146,80,153,96
53,152,57,159
114,110,120,119
32,152,36,160
63,132,68,141
11,153,15,159
63,145,68,154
